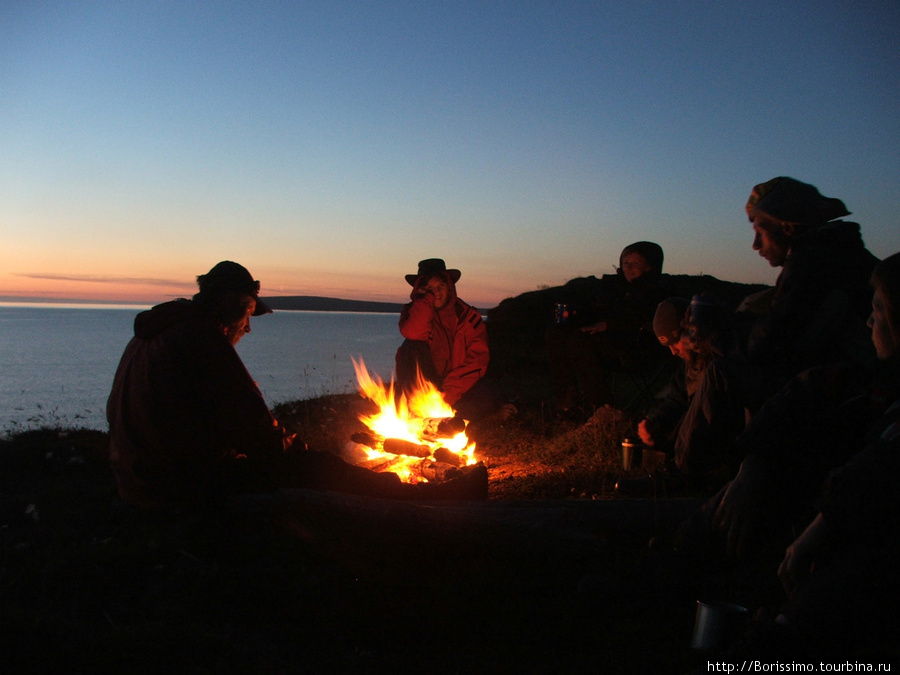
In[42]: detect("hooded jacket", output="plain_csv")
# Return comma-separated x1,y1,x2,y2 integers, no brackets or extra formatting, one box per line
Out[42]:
398,275,489,406
584,241,667,342
107,299,286,511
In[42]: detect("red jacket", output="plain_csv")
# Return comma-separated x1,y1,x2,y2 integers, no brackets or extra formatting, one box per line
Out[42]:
107,300,287,511
399,282,489,405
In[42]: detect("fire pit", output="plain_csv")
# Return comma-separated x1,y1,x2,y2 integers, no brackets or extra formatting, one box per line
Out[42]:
341,358,478,484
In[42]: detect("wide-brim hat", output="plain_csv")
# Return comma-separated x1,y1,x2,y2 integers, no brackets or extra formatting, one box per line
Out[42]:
405,258,461,286
196,261,272,316
745,176,850,225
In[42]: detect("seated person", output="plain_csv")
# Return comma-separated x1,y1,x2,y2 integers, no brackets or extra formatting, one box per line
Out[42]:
637,297,701,452
742,176,879,409
670,294,750,488
625,296,747,495
545,241,667,415
718,251,900,660
396,258,505,422
107,261,487,514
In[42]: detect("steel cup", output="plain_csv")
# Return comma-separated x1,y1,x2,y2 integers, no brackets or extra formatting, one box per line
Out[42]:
691,600,748,652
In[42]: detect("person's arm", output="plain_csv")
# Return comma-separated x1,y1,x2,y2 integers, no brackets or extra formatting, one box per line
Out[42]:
712,453,771,559
641,366,690,446
197,333,286,463
730,363,862,488
440,308,490,406
399,279,437,340
815,434,900,547
778,513,829,596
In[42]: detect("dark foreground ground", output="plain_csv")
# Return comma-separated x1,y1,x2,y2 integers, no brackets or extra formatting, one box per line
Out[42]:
1,417,758,674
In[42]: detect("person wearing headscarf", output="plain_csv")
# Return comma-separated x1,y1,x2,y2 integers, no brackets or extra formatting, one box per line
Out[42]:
703,252,900,660
744,177,879,403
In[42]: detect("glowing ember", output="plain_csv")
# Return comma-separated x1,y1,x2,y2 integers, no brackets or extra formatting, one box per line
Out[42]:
351,357,476,482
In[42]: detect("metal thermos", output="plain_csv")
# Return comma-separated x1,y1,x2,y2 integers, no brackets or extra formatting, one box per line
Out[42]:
621,439,635,471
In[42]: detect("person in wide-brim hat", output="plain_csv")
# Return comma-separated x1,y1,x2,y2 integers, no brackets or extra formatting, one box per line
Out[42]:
405,258,461,286
396,257,508,423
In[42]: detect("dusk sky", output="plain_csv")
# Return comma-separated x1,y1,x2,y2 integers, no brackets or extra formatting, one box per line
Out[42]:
2,1,898,309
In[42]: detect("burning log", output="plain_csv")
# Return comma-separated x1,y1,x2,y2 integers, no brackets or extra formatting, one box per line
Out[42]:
351,431,381,448
340,442,372,465
357,455,409,473
418,415,466,441
382,438,432,458
351,359,477,482
433,447,463,467
415,460,463,482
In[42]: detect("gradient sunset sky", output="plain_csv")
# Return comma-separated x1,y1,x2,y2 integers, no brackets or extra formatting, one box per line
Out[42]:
2,1,898,309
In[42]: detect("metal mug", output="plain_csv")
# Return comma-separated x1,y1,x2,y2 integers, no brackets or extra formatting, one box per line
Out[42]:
691,600,749,651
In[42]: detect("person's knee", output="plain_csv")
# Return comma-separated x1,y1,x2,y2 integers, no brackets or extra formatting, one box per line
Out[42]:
396,340,435,387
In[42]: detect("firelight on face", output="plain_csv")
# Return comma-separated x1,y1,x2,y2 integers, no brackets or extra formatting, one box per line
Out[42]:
751,215,790,268
225,299,256,346
423,278,450,309
620,252,651,282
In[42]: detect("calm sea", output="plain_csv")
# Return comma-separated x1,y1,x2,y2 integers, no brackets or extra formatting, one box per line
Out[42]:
0,304,401,434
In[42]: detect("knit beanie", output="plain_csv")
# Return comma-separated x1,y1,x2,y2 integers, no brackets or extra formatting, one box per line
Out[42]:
653,298,689,346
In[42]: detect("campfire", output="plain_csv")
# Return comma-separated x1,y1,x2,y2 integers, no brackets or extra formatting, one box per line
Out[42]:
342,357,477,484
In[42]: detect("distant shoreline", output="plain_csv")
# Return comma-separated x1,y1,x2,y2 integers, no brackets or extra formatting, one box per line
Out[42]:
0,296,486,314
0,296,405,313
263,296,405,314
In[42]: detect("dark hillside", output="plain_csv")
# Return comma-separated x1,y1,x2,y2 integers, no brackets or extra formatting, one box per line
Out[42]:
483,274,771,406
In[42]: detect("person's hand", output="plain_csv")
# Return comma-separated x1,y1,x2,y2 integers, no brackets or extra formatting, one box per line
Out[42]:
637,419,655,447
275,419,304,452
581,321,608,335
411,277,436,304
712,454,768,559
778,514,827,596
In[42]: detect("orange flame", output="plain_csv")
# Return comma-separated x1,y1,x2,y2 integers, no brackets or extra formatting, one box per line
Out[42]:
351,357,476,482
